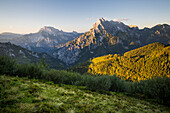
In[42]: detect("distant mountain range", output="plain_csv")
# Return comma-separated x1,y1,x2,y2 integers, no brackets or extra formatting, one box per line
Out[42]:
0,26,82,53
0,18,170,67
0,32,23,41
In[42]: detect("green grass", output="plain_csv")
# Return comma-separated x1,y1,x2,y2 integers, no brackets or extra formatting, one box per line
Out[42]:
0,75,169,113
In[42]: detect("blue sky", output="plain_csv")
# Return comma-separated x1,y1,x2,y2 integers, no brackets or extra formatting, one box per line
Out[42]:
0,0,170,34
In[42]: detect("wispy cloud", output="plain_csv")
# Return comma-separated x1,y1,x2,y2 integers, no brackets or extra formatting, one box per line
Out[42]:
87,17,108,21
87,17,95,21
103,17,108,20
113,18,129,22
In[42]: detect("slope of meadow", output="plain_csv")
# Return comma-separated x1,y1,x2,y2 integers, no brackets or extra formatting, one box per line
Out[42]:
0,75,170,112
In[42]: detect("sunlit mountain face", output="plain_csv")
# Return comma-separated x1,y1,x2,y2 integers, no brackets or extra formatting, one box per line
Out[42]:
53,18,170,65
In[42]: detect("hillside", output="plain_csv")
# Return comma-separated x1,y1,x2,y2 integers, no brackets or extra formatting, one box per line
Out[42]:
1,75,169,112
0,42,65,69
88,43,170,81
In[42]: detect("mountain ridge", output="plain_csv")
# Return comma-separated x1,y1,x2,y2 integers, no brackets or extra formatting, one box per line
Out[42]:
0,18,169,66
54,18,170,65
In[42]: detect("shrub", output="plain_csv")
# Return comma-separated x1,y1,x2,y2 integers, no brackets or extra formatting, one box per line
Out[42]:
139,77,170,104
109,75,127,92
86,75,111,91
16,63,43,79
42,70,82,85
124,76,170,105
0,56,17,75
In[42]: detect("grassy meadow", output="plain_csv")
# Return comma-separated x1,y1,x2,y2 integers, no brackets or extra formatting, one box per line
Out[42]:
1,75,170,112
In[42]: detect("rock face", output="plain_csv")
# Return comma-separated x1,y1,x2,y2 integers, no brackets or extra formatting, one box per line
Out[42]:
93,17,130,34
55,18,170,65
5,26,82,53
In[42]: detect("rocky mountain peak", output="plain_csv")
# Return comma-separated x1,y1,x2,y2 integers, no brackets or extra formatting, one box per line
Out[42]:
98,17,105,23
92,18,129,35
39,26,60,35
92,17,105,32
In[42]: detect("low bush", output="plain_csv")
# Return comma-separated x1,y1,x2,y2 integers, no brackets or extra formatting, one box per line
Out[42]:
0,56,17,75
109,75,127,92
16,63,43,79
137,77,170,104
86,75,111,91
42,69,85,85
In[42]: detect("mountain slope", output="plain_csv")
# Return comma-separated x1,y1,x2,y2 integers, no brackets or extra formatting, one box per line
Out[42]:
88,43,170,81
0,42,65,69
55,18,170,65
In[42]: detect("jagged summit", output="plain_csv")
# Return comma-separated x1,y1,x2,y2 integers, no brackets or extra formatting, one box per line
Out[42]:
92,17,129,35
98,17,105,23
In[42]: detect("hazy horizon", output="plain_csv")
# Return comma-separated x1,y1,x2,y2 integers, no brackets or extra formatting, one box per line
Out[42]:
0,0,170,34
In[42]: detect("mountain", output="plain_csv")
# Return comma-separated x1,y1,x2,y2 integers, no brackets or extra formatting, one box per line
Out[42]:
88,43,170,81
7,26,82,53
0,42,65,69
1,19,169,66
0,32,23,42
54,18,170,65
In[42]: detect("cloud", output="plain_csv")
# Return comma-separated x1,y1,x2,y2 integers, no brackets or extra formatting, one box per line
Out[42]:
87,17,108,21
87,17,95,21
113,18,129,22
103,17,108,20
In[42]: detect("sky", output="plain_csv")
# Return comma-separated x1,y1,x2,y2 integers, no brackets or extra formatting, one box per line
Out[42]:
0,0,170,34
